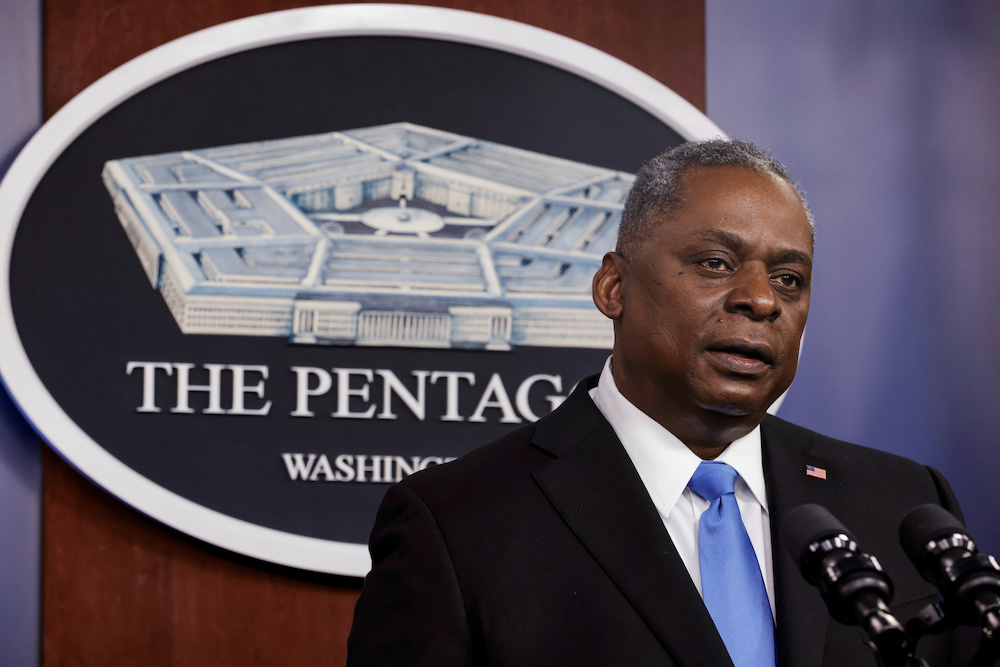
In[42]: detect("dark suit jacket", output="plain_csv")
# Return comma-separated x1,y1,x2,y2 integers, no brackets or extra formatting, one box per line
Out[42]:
348,377,969,666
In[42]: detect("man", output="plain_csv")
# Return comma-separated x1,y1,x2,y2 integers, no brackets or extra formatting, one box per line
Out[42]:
347,140,966,666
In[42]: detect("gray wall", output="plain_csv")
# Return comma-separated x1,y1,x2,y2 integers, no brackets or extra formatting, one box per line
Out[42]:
0,0,42,665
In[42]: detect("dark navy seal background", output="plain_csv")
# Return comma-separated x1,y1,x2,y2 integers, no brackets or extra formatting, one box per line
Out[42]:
9,36,683,544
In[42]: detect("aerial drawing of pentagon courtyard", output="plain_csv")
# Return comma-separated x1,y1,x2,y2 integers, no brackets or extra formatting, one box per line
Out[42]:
102,123,632,350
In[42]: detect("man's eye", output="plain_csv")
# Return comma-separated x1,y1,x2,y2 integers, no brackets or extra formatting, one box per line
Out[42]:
773,273,801,288
700,258,729,271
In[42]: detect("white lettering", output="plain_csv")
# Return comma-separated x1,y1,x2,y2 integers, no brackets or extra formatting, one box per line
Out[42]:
394,456,420,480
332,369,377,419
515,374,564,422
547,394,568,411
284,454,458,482
290,366,332,417
418,456,444,469
469,373,521,424
429,371,476,422
281,453,316,480
171,363,225,414
377,369,430,421
309,454,335,481
228,364,271,416
126,361,173,413
355,455,381,482
128,362,569,422
335,454,355,481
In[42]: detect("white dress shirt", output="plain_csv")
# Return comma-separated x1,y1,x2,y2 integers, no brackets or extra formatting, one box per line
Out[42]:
590,357,776,619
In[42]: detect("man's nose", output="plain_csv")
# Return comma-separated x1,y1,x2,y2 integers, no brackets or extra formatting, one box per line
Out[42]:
724,264,780,321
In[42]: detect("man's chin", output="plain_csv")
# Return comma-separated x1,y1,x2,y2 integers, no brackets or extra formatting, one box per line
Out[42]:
695,392,776,421
694,374,791,416
704,404,754,417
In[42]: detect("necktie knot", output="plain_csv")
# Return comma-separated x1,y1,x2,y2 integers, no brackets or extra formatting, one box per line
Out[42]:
688,460,738,502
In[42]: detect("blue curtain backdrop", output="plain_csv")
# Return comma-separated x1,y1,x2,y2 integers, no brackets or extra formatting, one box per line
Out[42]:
708,0,1000,555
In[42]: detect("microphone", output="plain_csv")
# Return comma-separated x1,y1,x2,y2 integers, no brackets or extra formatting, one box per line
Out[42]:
899,504,1000,639
783,503,920,666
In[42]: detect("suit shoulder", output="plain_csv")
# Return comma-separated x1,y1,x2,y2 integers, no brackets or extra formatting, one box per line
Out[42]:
761,413,961,516
396,380,604,502
763,413,930,470
396,419,548,502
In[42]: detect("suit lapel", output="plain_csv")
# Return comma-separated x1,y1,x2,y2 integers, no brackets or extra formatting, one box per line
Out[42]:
530,383,734,667
762,416,837,667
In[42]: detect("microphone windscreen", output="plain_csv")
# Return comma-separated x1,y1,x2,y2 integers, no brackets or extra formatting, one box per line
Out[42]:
899,504,967,567
781,503,855,566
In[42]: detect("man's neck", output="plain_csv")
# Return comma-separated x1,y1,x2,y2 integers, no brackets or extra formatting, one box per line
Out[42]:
611,373,760,457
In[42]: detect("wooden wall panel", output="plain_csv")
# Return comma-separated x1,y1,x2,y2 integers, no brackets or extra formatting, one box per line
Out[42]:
43,0,704,118
40,1,704,664
43,448,360,666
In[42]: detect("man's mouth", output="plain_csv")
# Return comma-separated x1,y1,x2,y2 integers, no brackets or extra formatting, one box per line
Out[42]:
706,340,775,374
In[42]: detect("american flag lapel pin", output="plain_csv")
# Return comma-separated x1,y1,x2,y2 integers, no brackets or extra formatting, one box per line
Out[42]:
805,464,827,480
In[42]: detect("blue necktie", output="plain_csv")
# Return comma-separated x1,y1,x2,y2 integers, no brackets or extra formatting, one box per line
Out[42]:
688,461,775,667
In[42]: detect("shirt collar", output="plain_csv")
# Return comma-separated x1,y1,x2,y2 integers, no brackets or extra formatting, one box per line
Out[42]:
590,356,768,513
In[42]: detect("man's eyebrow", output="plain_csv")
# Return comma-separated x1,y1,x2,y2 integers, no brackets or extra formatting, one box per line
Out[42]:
773,249,813,267
690,229,812,266
691,228,746,250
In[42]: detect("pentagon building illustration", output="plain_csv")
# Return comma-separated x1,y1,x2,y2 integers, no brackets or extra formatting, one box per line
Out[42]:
102,123,631,350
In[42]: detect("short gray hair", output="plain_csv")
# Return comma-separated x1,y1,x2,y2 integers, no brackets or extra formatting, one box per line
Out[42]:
617,139,815,258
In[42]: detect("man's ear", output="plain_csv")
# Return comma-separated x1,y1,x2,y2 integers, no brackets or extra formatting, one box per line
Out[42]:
593,252,626,319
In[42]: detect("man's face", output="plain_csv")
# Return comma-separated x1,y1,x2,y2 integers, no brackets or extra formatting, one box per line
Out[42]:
594,165,813,447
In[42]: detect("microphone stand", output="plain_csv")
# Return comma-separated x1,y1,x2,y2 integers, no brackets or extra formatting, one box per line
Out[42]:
969,595,1000,666
971,640,1000,667
903,598,1000,666
846,590,927,667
